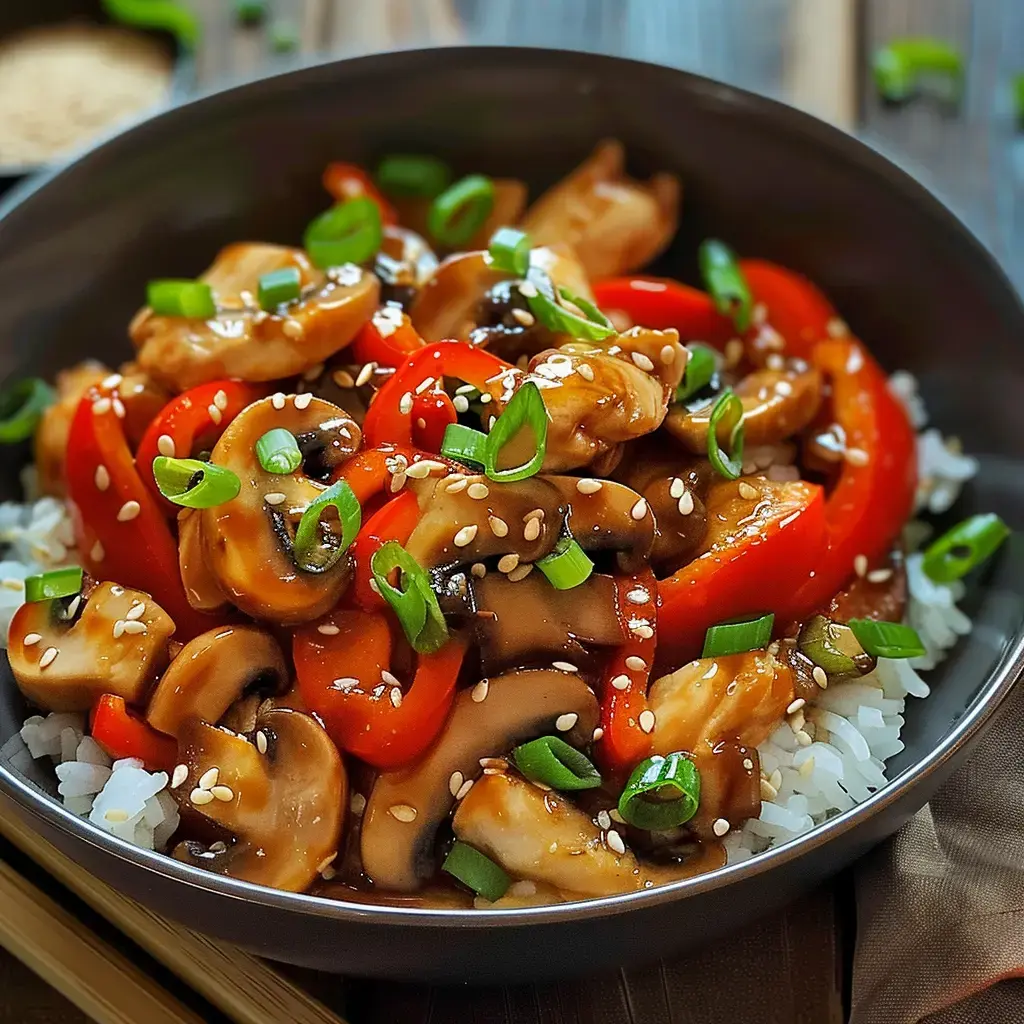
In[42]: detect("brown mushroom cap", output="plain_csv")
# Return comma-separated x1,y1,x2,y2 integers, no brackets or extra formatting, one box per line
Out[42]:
197,395,360,624
146,625,287,738
177,509,228,613
8,582,174,713
171,707,345,892
130,243,380,391
361,669,599,892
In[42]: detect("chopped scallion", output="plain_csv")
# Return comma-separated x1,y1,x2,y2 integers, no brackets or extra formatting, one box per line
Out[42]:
513,736,601,791
152,456,240,509
526,286,615,343
147,279,216,319
699,239,752,332
440,423,488,468
376,154,452,198
487,226,531,276
428,175,496,247
675,344,717,403
702,613,775,658
24,567,83,604
370,541,449,654
257,267,301,311
617,752,701,831
483,381,548,483
536,537,593,590
921,513,1010,584
293,480,361,573
0,378,55,443
847,619,926,660
442,842,509,902
873,38,964,104
255,428,302,475
303,196,383,269
707,389,744,480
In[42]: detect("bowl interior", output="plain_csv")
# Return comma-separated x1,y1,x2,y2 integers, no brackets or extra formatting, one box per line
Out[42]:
0,47,1021,910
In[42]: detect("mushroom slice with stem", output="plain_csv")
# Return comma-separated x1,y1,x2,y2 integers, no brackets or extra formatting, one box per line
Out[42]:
171,707,345,892
130,243,380,392
8,581,174,713
177,509,228,614
361,669,598,892
146,625,287,739
196,395,361,624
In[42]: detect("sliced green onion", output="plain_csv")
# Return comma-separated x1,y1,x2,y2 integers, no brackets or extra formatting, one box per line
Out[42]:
25,567,83,604
370,541,448,654
257,267,301,311
233,0,266,25
255,428,302,475
873,38,964,104
487,227,531,276
513,736,601,791
376,154,452,198
484,381,548,483
617,752,701,831
536,537,593,591
699,239,752,332
147,279,216,319
847,619,926,660
428,175,496,247
0,378,55,443
526,287,616,343
702,613,775,658
152,457,241,509
707,389,744,480
101,0,201,50
440,423,488,468
303,196,383,269
269,18,298,52
442,842,509,902
797,614,875,677
293,480,361,573
675,344,717,403
921,513,1010,584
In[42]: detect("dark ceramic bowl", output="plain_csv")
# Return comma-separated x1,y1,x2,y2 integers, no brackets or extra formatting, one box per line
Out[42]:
0,48,1021,983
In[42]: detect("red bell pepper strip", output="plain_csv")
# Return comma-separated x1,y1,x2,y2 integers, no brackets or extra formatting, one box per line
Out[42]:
410,390,458,453
348,490,421,611
351,309,425,368
90,694,177,772
322,162,398,226
592,277,735,347
135,380,264,508
293,609,467,770
657,478,828,670
66,386,213,640
362,341,515,450
596,571,658,777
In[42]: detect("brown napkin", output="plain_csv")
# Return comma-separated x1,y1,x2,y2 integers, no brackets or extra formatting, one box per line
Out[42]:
851,679,1024,1024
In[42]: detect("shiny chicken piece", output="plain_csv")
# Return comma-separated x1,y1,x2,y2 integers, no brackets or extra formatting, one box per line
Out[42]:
520,140,680,280
130,244,380,391
8,581,174,712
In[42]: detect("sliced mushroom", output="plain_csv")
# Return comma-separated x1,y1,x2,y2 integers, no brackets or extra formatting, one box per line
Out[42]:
664,364,823,453
361,669,598,891
130,243,380,391
177,509,228,613
196,395,360,623
374,225,439,308
520,140,680,280
171,707,345,891
146,625,287,738
8,581,174,713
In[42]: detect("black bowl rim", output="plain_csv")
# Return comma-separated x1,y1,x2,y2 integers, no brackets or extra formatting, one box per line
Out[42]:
1,44,1022,929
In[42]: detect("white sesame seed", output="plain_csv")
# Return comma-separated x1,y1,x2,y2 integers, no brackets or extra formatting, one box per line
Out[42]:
388,804,417,823
404,461,431,480
471,680,489,703
38,647,58,669
576,478,603,494
211,785,234,802
611,674,630,691
555,712,578,732
854,554,868,578
348,793,366,817
92,397,112,416
190,788,214,806
399,392,414,415
453,395,470,413
524,508,545,522
282,319,304,339
455,383,477,396
414,375,435,395
638,709,656,733
630,498,648,520
725,339,744,367
669,477,685,500
518,281,538,298
795,730,813,747
660,344,676,365
488,515,508,538
93,465,110,492
760,778,779,800
198,767,219,790
742,758,754,771
104,808,129,823
625,656,646,672
468,482,490,500
264,492,287,505
317,623,340,636
256,731,268,754
89,539,105,562
454,524,478,548
207,403,223,425
390,470,407,493
213,389,228,411
449,771,465,797
445,476,468,493
787,698,806,715
827,317,848,338
154,433,177,459
456,779,474,800
630,351,655,372
294,392,312,410
606,830,626,855
576,363,595,382
677,491,695,516
738,481,759,501
112,620,126,639
333,369,356,389
470,562,487,579
101,373,123,390
507,563,533,582
813,665,829,689
122,620,147,635
170,764,188,789
552,661,578,673
388,686,402,708
23,633,41,647
497,553,520,574
867,568,893,583
478,392,493,405
592,727,604,741
356,362,378,387
632,624,655,639
125,602,145,621
789,709,806,733
597,809,612,831
117,501,141,522
625,588,647,605
110,400,125,420
1,578,22,592
712,817,731,837
523,517,541,542
331,677,359,691
271,392,286,410
845,447,869,466
65,595,81,619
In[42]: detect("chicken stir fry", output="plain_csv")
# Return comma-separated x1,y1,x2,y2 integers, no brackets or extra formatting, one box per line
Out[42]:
5,141,1004,910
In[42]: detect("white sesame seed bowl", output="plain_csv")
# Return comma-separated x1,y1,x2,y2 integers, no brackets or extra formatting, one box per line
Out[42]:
0,48,1021,982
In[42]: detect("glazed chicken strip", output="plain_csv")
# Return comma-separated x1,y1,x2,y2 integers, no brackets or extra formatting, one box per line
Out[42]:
520,140,680,280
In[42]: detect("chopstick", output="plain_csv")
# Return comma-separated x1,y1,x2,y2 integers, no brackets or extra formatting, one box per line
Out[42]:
0,795,349,1024
785,0,858,129
0,854,204,1024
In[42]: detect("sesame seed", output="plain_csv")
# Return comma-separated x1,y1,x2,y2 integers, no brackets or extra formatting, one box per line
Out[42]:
596,809,612,831
390,471,407,493
23,633,41,646
638,709,656,733
38,647,58,669
576,478,603,494
660,344,676,365
712,818,731,837
170,764,188,789
845,447,869,466
92,397,112,416
356,362,378,387
626,588,647,605
611,674,630,691
677,492,695,515
577,363,595,382
742,758,754,771
333,369,356,388
104,808,129,823
472,680,489,703
827,317,848,338
630,498,648,520
211,785,234,802
385,685,401,708
470,562,487,579
117,501,141,522
625,655,646,672
813,665,828,689
524,508,545,522
125,603,145,621
454,524,478,548
445,476,468,493
468,482,490,500
592,727,604,741
302,362,324,382
350,792,367,815
479,392,493,405
867,568,893,583
507,563,533,582
456,779,474,800
738,481,759,501
294,393,312,410
487,515,509,538
854,554,868,577
198,767,219,790
112,620,126,639
209,841,228,854
449,771,465,797
94,465,110,491
632,624,654,639
282,319,304,339
190,788,214,806
546,663,575,676
331,677,359,691
264,492,287,505
399,392,414,415
518,281,538,298
65,595,81,618
213,389,228,411
405,461,431,480
317,623,340,636
630,351,655,372
669,477,685,499
606,830,626,855
415,376,435,395
497,553,520,574
271,392,286,410
101,374,123,390
455,383,477,396
795,730,813,747
388,804,417,823
506,307,533,328
789,709,806,732
154,433,177,459
787,698,806,715
555,712,578,732
207,403,223,425
760,778,779,800
122,621,147,635
256,731,268,754
523,517,541,542
453,395,470,413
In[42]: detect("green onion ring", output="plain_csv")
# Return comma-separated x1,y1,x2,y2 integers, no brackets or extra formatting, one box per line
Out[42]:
617,752,701,831
536,537,594,591
303,196,383,269
428,175,496,247
487,226,531,276
513,736,601,791
847,619,927,660
24,567,84,604
483,381,549,483
147,279,217,319
440,423,488,468
442,842,509,902
255,428,303,475
257,267,302,311
370,541,449,654
152,456,241,509
675,344,717,403
375,154,452,198
701,613,775,658
921,513,1010,584
525,286,616,343
797,614,874,677
293,479,361,573
0,378,55,443
707,389,745,480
